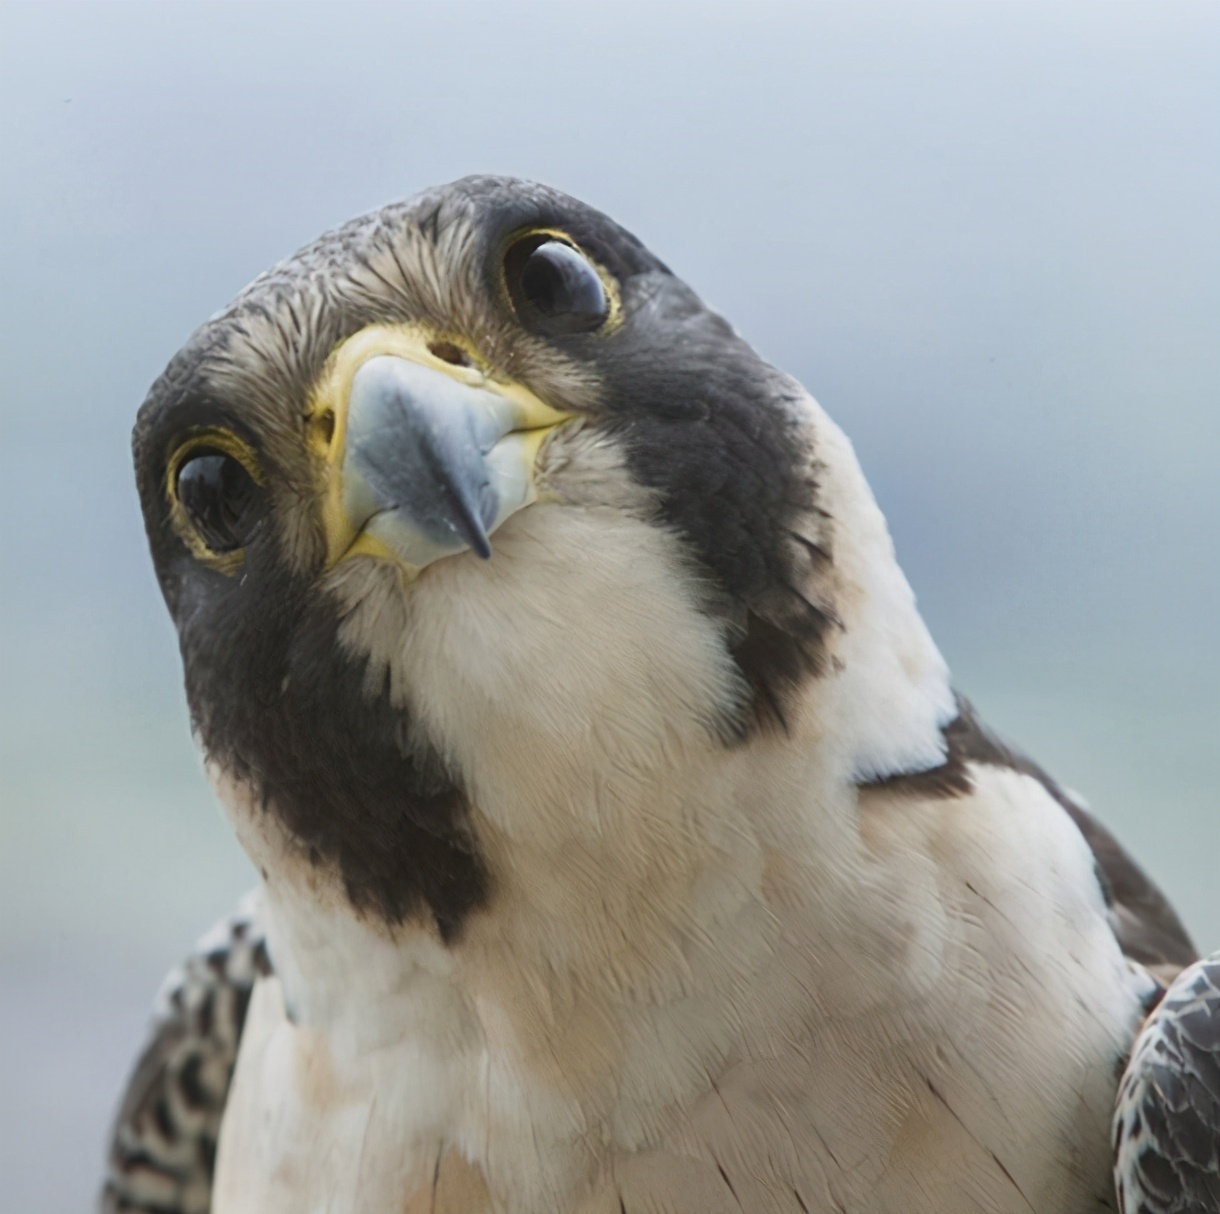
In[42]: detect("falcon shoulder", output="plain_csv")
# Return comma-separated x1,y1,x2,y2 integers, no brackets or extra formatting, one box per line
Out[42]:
865,696,1211,1213
101,899,269,1214
861,693,1197,979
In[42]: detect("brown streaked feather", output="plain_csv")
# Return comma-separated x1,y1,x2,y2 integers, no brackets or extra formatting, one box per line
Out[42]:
400,1150,494,1214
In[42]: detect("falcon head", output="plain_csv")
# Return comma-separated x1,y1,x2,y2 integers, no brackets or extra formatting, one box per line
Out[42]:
134,176,951,941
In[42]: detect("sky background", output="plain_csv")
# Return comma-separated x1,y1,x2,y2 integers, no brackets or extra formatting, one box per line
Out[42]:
1,2,1216,1209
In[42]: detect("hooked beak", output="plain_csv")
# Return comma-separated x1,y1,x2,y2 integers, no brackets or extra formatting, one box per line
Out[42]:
311,327,571,574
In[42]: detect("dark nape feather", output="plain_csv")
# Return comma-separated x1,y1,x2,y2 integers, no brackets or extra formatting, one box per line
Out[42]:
1062,808,1198,980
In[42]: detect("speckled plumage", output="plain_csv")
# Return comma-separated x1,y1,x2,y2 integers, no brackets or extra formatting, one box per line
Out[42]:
1114,954,1220,1214
102,901,269,1213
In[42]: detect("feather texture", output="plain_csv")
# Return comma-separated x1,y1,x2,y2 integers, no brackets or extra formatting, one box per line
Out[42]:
1114,954,1220,1214
101,900,269,1214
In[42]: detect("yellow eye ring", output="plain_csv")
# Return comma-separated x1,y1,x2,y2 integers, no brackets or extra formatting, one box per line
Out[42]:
165,428,265,574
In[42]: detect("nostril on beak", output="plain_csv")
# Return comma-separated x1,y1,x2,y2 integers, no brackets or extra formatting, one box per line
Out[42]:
428,341,472,368
314,408,336,448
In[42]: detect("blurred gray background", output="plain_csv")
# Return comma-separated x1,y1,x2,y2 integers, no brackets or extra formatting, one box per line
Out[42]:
1,1,1216,1208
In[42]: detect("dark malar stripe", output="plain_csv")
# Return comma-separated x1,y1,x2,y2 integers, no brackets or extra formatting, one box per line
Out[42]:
182,560,490,939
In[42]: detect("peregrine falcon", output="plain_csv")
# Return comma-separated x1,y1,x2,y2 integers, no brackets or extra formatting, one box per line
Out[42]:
104,177,1217,1214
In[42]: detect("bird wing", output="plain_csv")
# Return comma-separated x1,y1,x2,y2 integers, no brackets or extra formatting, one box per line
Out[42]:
101,897,269,1214
1114,953,1220,1214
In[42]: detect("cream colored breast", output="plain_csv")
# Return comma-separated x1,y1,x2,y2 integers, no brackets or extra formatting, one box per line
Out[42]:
211,400,1142,1213
213,762,1143,1214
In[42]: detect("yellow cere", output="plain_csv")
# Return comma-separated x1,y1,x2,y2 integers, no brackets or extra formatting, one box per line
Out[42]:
307,323,574,569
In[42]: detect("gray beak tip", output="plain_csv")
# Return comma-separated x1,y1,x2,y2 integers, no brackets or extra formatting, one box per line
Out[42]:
344,355,546,568
450,489,494,560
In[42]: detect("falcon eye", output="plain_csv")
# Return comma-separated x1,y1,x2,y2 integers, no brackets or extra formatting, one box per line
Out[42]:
175,448,264,555
504,236,610,336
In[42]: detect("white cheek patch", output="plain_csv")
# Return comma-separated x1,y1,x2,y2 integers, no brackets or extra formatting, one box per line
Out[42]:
329,399,956,806
790,397,957,784
329,424,749,824
391,501,748,823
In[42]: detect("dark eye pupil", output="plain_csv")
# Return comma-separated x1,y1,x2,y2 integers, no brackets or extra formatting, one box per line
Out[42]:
506,238,609,335
176,449,261,553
